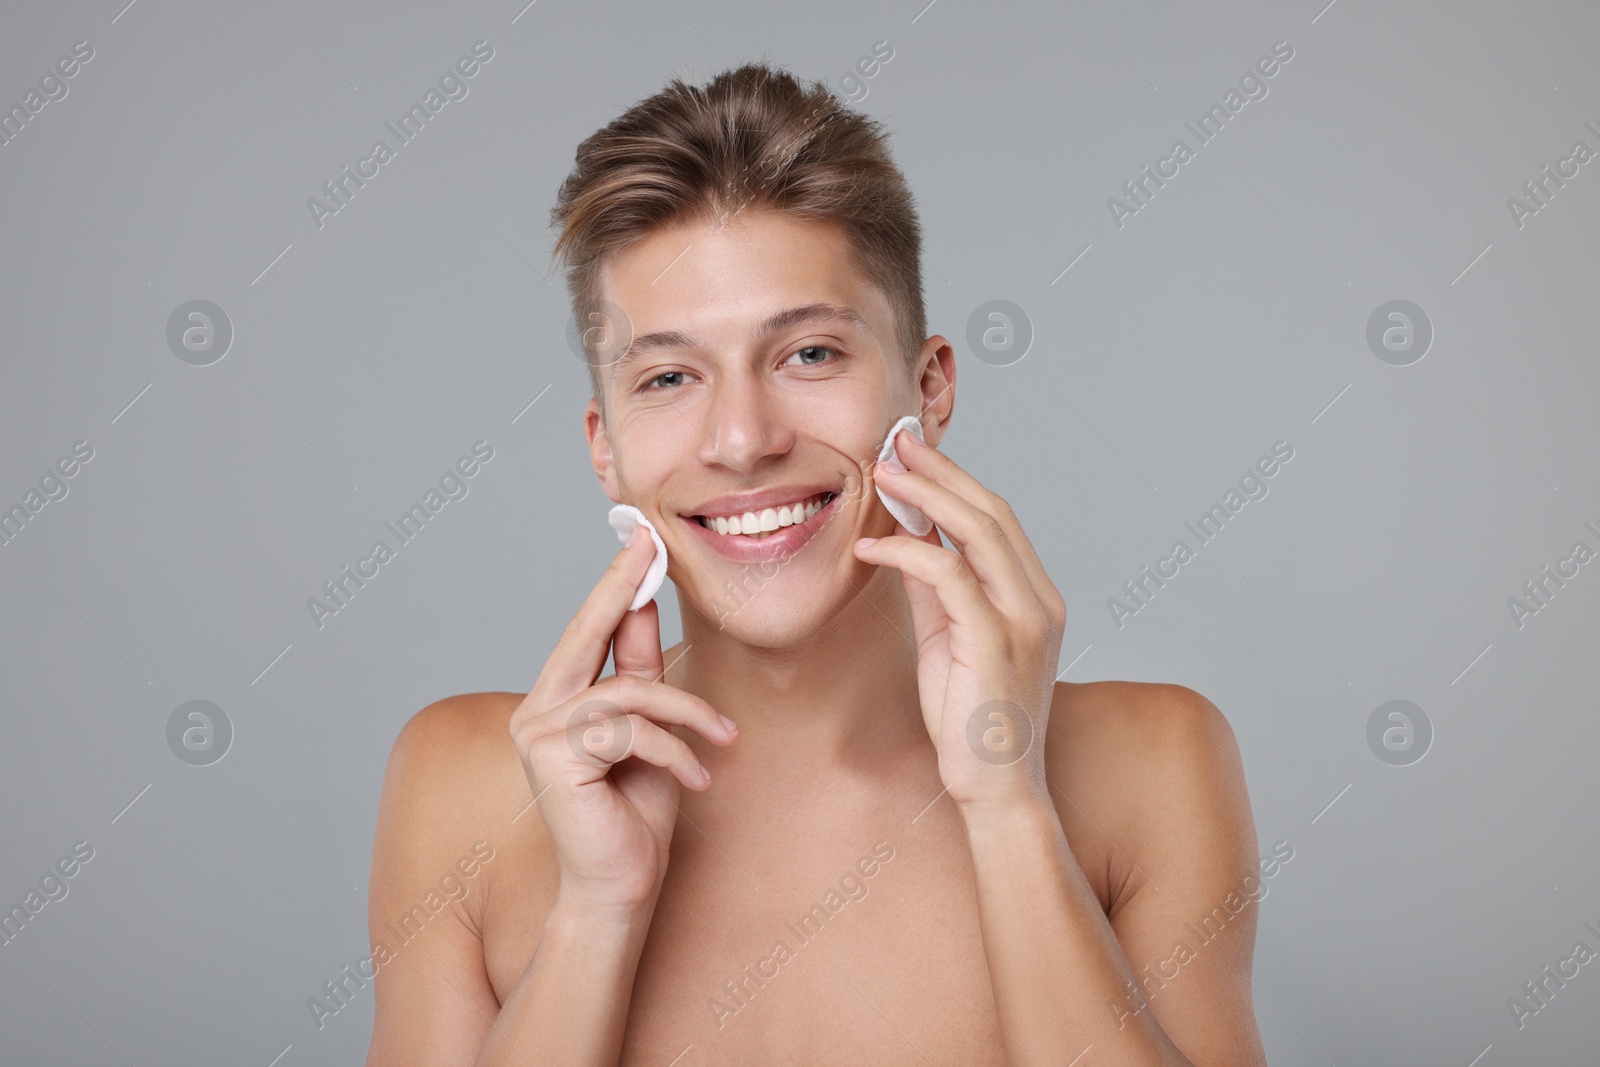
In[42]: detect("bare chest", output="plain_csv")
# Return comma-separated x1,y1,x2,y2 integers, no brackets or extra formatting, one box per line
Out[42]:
483,801,1012,1065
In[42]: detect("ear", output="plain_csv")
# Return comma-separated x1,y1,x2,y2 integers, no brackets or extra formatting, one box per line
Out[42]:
584,398,622,503
912,335,957,449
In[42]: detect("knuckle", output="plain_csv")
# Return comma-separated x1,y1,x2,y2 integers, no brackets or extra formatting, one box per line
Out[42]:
560,618,596,649
1028,604,1055,637
517,727,553,764
510,707,545,744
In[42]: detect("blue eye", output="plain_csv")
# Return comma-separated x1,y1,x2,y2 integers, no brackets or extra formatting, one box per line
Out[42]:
789,345,838,365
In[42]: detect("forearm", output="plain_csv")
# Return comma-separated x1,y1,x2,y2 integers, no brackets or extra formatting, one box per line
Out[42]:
961,799,1190,1067
473,898,653,1067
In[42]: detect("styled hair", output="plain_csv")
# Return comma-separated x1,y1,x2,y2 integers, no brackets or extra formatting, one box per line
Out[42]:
548,60,926,416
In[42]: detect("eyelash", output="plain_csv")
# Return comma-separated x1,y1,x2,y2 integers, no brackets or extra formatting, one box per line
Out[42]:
639,345,842,393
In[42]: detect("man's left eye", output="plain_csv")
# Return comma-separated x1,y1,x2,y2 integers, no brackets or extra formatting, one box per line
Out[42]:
788,345,838,366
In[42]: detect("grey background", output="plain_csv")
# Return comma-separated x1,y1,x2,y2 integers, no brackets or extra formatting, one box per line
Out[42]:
1,0,1596,1063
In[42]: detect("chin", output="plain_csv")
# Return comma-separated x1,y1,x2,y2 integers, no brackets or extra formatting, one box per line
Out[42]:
695,573,836,643
684,553,876,647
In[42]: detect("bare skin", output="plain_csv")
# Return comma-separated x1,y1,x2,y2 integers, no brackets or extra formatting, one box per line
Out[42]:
365,210,1268,1066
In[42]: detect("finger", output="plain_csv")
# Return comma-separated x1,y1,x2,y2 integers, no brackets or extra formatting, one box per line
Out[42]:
875,460,1036,617
883,521,953,662
612,600,666,682
893,430,1065,622
566,712,712,791
535,528,660,701
591,674,737,746
854,534,1002,637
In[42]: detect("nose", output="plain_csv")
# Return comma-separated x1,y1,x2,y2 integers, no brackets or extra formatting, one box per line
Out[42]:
695,367,795,473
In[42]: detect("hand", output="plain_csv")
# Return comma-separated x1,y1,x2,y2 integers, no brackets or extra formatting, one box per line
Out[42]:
854,430,1067,812
509,527,738,918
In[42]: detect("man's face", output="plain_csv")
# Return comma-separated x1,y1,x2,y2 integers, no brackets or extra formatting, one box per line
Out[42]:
583,210,952,646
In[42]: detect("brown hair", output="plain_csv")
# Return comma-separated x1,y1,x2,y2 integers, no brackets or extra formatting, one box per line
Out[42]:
548,61,926,416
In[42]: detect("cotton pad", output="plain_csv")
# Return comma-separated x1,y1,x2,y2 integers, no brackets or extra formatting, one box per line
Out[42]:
875,415,933,537
608,505,669,611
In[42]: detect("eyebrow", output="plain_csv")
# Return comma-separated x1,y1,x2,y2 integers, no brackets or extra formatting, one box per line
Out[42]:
607,302,872,375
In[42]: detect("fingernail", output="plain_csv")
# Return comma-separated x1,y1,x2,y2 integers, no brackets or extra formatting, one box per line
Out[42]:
880,460,907,475
718,714,738,734
699,762,711,783
856,537,878,550
626,526,644,547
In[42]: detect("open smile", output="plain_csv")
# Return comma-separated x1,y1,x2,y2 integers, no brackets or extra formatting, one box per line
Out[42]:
680,491,842,562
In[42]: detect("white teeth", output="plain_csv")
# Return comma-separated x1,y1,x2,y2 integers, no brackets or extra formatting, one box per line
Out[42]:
699,493,832,536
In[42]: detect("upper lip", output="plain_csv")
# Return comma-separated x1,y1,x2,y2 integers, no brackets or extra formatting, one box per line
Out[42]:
682,484,838,518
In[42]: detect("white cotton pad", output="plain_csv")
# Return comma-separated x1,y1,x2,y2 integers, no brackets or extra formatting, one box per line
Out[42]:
875,415,933,537
608,505,669,611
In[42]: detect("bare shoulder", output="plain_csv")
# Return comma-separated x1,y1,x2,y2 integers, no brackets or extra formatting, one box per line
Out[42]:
1045,681,1266,1063
380,694,531,825
1044,680,1255,913
383,689,528,799
1046,680,1244,788
371,690,542,922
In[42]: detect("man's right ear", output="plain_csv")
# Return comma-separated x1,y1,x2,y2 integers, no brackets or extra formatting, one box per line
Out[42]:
584,398,622,503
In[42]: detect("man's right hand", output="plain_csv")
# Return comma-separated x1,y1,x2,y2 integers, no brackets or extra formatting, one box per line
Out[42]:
509,525,737,920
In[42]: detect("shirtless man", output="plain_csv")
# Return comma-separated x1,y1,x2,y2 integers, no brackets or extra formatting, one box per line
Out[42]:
365,63,1268,1066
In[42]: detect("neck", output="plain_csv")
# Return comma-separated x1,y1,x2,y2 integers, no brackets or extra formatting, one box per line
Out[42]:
663,564,928,778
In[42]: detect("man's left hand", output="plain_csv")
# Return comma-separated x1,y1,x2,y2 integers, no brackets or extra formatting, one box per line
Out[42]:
853,428,1068,813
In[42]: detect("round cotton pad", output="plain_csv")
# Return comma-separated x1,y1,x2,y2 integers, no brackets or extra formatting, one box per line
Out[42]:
608,505,669,611
876,415,934,537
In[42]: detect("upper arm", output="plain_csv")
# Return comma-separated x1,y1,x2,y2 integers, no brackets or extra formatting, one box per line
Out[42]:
1101,684,1268,1067
366,696,503,1065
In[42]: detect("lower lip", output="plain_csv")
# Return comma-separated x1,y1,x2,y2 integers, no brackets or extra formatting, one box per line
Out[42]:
681,495,841,563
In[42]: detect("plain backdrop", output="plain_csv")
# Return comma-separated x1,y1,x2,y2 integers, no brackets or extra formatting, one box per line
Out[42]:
2,0,1597,1063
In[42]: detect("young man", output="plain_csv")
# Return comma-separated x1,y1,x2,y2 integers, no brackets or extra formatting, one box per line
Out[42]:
366,63,1268,1066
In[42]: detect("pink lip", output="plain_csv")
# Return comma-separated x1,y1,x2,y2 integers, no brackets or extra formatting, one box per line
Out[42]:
679,492,842,563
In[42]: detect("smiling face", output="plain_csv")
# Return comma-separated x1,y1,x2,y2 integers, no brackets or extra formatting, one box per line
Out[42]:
584,209,954,647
